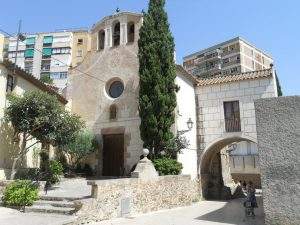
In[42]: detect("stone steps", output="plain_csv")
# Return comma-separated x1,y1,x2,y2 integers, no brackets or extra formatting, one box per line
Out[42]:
25,204,76,215
24,196,80,215
40,195,83,202
34,200,76,208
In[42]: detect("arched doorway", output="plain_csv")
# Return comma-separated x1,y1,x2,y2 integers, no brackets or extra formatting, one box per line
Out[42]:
200,134,257,200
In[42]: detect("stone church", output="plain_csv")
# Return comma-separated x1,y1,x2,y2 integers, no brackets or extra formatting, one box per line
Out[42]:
67,11,278,196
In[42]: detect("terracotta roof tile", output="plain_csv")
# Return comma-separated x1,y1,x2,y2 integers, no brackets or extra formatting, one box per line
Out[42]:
176,65,197,84
196,68,273,86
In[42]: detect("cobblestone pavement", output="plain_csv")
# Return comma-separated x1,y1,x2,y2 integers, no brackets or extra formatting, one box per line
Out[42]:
90,197,264,225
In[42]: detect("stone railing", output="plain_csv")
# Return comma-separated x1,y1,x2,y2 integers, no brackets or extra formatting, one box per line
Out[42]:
74,175,200,224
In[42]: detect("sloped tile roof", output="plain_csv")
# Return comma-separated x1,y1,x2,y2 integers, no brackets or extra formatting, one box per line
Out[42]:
196,68,273,86
176,65,198,84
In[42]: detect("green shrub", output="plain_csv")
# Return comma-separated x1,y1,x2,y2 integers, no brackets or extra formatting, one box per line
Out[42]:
2,180,38,208
49,160,64,184
153,157,183,176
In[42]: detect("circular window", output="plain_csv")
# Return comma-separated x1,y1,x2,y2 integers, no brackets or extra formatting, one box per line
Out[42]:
108,80,124,98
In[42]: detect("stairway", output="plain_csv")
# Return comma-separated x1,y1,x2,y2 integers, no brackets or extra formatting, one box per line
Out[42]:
25,196,81,215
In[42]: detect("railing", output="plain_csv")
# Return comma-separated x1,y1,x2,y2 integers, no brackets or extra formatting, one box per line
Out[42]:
225,118,241,132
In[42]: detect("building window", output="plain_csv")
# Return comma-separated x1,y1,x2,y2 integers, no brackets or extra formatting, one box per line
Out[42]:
230,67,238,73
50,72,68,80
107,80,124,98
60,72,68,79
224,101,241,132
43,36,53,47
98,30,105,50
24,49,34,58
113,21,120,47
6,75,15,93
109,104,117,120
77,38,83,45
41,60,51,72
127,22,135,43
52,47,71,54
25,61,33,74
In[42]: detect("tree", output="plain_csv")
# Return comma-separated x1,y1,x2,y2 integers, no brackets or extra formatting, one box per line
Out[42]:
138,0,178,158
5,90,83,179
63,130,97,169
275,72,283,96
40,74,54,85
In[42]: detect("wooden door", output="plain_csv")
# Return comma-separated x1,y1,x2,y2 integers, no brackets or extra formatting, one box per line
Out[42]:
102,134,124,177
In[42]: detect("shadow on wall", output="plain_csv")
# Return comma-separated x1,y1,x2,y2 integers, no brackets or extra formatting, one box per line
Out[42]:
0,122,21,178
196,197,265,225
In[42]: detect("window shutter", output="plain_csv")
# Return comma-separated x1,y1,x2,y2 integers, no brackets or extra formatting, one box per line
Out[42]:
42,48,52,56
43,36,53,44
24,49,34,58
26,37,36,45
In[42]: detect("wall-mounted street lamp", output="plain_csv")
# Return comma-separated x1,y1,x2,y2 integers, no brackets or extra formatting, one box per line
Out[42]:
177,118,194,136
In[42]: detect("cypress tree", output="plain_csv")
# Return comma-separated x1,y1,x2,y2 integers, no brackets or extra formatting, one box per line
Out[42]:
275,72,283,96
138,0,177,158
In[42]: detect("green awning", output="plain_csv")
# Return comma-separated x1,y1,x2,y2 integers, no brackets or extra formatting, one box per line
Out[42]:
43,36,53,44
26,37,35,45
24,49,34,58
42,48,52,56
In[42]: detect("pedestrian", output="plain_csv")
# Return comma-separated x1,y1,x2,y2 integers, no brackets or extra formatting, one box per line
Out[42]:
242,180,247,190
246,181,258,216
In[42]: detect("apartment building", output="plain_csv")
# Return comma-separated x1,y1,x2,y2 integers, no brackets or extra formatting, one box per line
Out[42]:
6,30,89,91
183,37,273,78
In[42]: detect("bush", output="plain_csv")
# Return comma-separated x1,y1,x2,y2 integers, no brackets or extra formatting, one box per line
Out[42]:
153,157,183,176
49,160,64,184
2,180,39,208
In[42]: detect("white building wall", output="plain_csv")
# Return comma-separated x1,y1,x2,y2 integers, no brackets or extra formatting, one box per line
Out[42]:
0,64,43,179
175,73,197,179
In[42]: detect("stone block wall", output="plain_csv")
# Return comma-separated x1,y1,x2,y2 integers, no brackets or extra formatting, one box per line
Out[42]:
196,77,276,153
74,176,200,224
255,96,300,225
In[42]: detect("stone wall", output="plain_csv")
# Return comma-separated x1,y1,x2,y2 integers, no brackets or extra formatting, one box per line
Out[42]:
74,176,200,224
196,76,276,154
255,96,300,225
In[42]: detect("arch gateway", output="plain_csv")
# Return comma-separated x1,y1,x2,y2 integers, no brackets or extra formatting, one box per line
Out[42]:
67,12,278,199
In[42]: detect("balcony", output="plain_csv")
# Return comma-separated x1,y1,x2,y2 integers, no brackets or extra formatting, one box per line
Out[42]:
222,48,239,57
225,118,241,132
206,63,222,71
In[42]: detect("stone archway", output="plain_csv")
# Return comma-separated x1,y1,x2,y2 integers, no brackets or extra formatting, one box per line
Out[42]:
200,134,257,200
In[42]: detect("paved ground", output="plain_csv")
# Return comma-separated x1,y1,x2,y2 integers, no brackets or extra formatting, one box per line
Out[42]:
42,178,91,199
0,207,75,225
90,197,264,225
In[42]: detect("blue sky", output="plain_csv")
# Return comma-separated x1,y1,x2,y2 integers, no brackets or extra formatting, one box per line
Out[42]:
1,0,299,95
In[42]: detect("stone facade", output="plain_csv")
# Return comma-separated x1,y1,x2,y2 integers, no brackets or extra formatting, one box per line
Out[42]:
68,13,198,177
196,70,277,198
255,96,300,225
74,175,200,224
68,13,144,175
